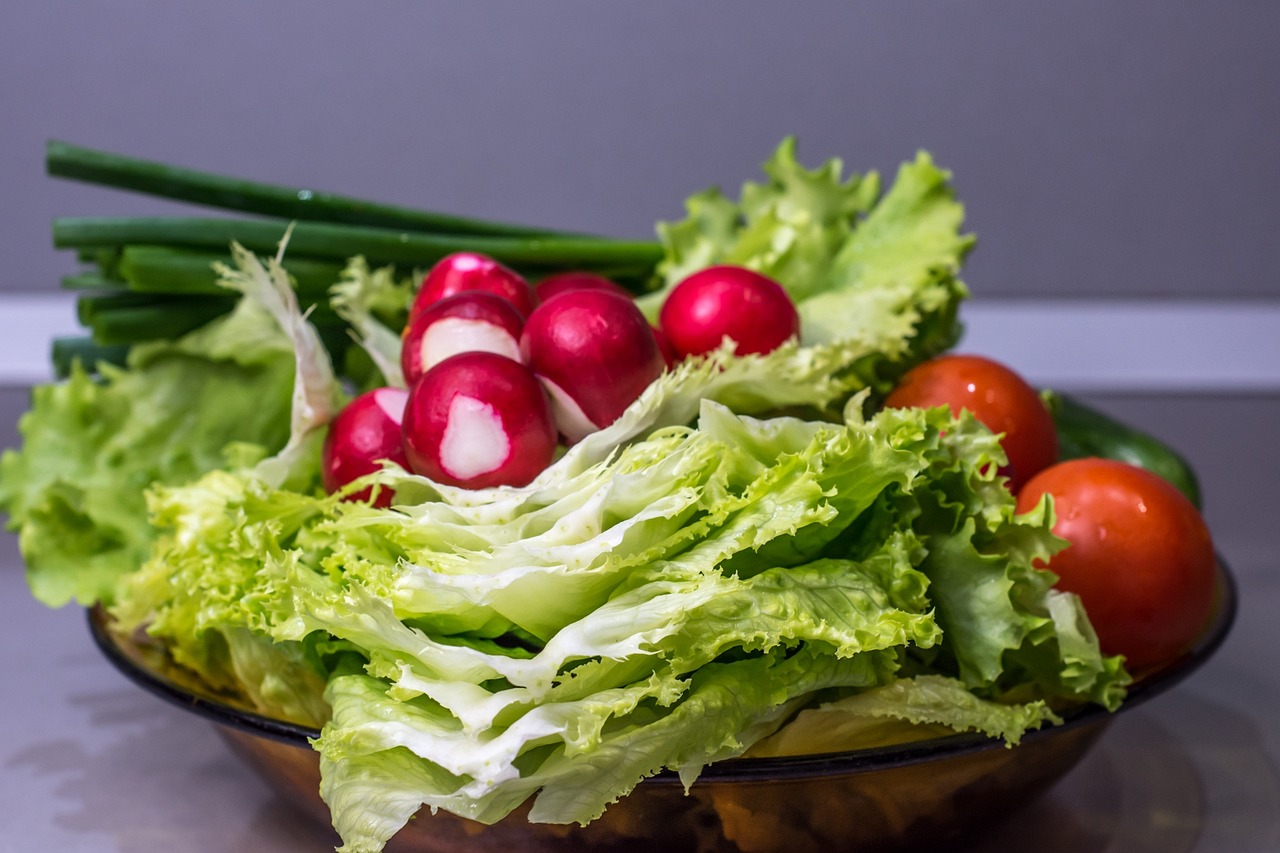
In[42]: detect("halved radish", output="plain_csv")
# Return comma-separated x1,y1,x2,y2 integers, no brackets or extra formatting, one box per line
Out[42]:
520,290,664,443
322,387,410,506
402,352,556,489
401,292,525,386
659,265,799,357
408,252,537,328
535,271,632,303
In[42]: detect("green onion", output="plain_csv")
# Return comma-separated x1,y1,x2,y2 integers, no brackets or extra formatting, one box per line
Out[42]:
79,293,236,344
118,246,342,297
51,336,131,377
53,217,664,273
47,141,667,365
61,272,121,290
47,140,578,239
75,247,122,278
78,291,344,346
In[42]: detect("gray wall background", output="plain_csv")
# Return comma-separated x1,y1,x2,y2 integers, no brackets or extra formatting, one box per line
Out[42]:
2,1,1279,300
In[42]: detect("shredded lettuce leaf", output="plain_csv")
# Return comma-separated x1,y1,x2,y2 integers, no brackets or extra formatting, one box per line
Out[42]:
328,256,413,389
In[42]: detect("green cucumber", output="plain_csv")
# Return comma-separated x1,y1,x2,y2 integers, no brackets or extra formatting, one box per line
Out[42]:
1047,392,1202,508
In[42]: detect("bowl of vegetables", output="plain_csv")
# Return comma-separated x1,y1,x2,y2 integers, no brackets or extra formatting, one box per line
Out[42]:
0,139,1230,853
87,557,1234,853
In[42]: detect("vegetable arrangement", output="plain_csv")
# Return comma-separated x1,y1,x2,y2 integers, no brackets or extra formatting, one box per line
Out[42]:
1,139,1217,853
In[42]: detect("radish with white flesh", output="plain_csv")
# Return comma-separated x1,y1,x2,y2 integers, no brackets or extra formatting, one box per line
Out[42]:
408,252,537,327
659,265,799,357
402,352,556,488
401,292,524,386
535,271,632,303
322,387,410,507
520,290,665,443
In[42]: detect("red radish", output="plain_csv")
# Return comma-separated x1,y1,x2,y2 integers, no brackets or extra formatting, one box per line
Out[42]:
402,352,556,489
322,387,411,507
659,265,799,357
408,252,537,328
520,290,665,443
401,292,525,386
535,271,632,303
651,325,678,370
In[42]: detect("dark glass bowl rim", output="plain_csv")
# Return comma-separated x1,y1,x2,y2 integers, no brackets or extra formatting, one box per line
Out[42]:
88,557,1237,785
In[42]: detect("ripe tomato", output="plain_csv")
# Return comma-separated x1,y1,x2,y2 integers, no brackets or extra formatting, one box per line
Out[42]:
1016,458,1216,672
884,354,1057,492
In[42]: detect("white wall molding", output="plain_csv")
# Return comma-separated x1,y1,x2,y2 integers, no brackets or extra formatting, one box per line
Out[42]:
1,295,84,387
958,300,1280,393
2,294,1279,393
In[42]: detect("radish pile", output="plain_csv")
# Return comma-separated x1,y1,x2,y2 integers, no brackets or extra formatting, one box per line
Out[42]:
324,253,801,493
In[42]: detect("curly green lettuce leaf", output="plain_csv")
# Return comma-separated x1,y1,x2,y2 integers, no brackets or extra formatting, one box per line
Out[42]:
798,152,974,343
282,536,938,734
221,625,331,727
0,296,297,607
748,674,1061,757
639,140,973,375
214,242,343,489
104,391,1125,853
649,136,881,301
318,647,890,852
109,469,333,720
116,402,951,849
282,400,925,643
123,400,929,654
328,256,414,389
857,406,1130,709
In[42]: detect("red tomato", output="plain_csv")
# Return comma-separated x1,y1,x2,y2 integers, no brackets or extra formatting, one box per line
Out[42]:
884,354,1057,492
1016,458,1216,672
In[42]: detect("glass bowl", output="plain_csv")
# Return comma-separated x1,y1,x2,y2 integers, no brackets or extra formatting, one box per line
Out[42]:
87,560,1236,853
